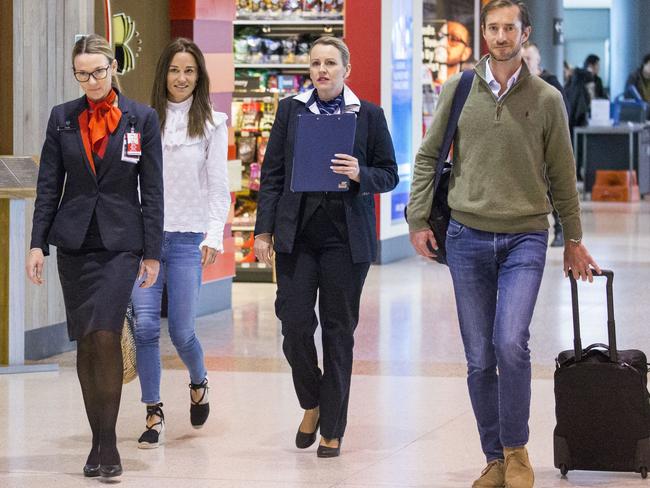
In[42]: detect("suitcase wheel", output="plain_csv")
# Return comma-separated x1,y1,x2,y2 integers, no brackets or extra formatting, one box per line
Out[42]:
641,467,648,479
559,464,568,476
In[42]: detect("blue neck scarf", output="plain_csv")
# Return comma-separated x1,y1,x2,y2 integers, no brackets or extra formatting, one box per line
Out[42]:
314,89,345,115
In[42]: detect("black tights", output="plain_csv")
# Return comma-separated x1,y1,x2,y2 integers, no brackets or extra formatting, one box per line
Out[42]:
76,330,123,466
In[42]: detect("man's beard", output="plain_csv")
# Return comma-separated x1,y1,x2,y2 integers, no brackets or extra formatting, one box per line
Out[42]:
489,43,521,62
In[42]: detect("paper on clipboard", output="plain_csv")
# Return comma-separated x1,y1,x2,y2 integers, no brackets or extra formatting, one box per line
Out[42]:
290,112,357,192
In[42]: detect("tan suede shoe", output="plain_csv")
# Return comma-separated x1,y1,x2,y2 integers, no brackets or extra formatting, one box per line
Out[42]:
504,446,534,488
472,460,505,488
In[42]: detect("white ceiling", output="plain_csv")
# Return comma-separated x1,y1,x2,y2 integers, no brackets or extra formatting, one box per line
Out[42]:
564,0,612,8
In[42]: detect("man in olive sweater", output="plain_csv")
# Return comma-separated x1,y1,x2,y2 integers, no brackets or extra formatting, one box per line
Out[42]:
408,1,600,487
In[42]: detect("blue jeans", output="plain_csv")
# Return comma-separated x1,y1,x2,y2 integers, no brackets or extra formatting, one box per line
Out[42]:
446,219,548,462
131,232,207,404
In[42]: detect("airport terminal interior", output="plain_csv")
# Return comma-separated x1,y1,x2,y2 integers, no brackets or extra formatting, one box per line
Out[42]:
2,0,650,486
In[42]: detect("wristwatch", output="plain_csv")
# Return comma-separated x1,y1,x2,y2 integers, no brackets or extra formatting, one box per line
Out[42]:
568,238,582,245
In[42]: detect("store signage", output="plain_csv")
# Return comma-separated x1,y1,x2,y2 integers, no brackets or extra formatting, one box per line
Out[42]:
390,0,414,222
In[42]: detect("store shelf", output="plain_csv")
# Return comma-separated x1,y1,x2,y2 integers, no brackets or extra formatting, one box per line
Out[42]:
234,19,344,26
233,262,275,283
235,63,310,69
232,225,255,231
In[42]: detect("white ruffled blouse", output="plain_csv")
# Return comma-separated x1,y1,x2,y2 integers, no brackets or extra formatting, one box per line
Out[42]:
162,96,230,251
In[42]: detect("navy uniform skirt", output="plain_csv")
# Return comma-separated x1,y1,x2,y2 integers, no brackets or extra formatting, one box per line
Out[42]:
56,214,141,341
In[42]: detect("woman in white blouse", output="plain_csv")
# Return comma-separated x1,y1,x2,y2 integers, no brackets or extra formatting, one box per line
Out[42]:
131,38,230,448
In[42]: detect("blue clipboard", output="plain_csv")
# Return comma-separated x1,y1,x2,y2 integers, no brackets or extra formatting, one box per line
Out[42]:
290,112,357,192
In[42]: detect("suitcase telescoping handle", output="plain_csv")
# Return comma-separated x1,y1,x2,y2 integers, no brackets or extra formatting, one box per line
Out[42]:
569,269,616,363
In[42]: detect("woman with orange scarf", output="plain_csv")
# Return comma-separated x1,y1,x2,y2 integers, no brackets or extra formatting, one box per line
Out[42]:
26,34,164,479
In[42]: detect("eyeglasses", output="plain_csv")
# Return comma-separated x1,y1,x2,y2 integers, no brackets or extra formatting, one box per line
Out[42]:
73,65,111,83
440,33,468,47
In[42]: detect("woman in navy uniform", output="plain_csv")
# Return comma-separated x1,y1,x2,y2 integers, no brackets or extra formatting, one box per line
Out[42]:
254,36,398,457
26,34,163,479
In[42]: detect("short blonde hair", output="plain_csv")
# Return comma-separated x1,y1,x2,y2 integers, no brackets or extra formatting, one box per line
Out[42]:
71,34,121,91
310,36,350,66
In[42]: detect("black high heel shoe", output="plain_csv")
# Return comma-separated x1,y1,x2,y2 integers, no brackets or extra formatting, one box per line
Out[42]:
83,463,100,477
295,419,320,449
317,438,342,458
99,464,123,478
83,443,100,477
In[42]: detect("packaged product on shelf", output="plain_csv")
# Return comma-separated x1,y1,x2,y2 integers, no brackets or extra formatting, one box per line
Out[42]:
250,0,265,13
278,74,299,93
247,36,264,63
302,0,321,15
264,0,283,14
241,101,261,130
238,136,257,163
282,0,301,14
259,110,275,131
249,163,261,191
281,38,297,64
231,101,244,130
257,135,269,162
263,38,283,64
295,38,310,64
234,37,249,63
300,77,314,92
321,0,336,13
265,73,279,92
237,0,252,16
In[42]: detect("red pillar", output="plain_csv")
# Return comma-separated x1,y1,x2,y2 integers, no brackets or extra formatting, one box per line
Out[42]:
344,0,382,105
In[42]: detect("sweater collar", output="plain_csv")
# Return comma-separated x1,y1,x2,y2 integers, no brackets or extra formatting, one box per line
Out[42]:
475,54,530,87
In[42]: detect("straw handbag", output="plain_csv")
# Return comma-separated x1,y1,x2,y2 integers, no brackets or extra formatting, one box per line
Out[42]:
121,301,138,384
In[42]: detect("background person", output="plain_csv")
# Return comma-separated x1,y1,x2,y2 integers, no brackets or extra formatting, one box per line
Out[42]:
522,41,569,247
583,53,607,99
626,53,650,104
131,37,231,448
253,36,398,458
26,34,163,479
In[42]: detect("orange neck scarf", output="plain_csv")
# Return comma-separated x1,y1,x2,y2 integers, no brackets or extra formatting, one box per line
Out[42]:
87,89,121,154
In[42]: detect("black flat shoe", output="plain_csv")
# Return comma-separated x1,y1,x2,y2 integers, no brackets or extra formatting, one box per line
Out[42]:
83,464,100,477
295,419,320,449
99,464,123,478
317,438,342,458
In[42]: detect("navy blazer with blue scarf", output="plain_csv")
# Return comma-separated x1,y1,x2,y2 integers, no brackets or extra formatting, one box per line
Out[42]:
254,91,398,263
31,93,164,260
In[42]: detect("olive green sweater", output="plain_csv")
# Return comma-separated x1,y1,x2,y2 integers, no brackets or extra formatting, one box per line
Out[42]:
409,56,582,241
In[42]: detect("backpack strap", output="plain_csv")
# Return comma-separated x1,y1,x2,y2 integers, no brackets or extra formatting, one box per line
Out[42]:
433,70,475,192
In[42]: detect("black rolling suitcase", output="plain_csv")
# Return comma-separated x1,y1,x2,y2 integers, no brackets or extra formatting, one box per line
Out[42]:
554,269,650,479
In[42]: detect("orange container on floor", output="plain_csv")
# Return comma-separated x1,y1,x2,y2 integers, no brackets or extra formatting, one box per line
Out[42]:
591,170,640,202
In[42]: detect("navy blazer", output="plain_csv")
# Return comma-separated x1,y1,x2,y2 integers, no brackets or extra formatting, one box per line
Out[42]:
31,93,164,260
254,96,398,263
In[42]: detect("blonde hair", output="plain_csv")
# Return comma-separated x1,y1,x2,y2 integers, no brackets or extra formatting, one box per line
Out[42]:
310,36,350,66
71,34,122,91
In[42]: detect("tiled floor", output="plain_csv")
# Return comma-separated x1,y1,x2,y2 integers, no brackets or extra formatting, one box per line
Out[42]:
1,201,650,487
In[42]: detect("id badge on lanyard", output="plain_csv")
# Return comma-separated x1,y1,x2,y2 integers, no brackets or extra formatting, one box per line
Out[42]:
121,117,141,163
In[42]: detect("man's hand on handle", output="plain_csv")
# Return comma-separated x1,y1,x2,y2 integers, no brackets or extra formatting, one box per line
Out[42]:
564,241,601,282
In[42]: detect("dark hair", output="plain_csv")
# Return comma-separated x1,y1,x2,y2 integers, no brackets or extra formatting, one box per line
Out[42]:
72,34,122,91
480,0,532,30
584,54,600,68
151,38,213,139
642,53,650,66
